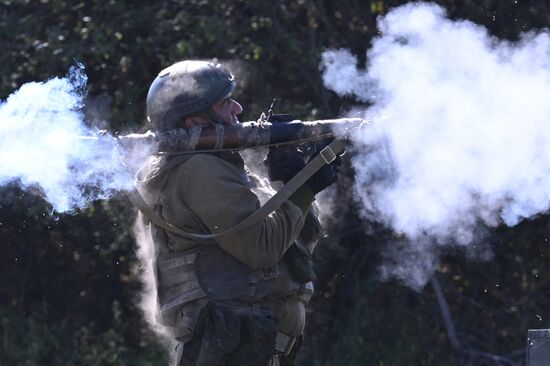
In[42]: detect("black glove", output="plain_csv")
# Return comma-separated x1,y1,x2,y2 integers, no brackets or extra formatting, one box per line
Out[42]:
305,141,342,195
263,146,305,183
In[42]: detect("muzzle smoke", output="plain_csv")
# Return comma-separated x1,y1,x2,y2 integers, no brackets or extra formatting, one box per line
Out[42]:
0,64,133,212
322,3,550,288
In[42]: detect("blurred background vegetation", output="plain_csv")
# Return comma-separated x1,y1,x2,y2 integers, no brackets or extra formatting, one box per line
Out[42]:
1,0,549,365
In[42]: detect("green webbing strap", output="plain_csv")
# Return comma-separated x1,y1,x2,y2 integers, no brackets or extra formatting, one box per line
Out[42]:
128,139,347,240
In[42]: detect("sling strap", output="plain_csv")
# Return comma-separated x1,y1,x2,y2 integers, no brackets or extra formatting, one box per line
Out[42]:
128,138,347,240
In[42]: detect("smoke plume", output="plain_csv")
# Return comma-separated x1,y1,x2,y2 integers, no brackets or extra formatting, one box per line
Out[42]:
0,64,133,212
322,3,550,288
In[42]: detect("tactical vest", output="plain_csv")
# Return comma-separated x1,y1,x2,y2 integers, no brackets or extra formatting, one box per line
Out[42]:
140,153,313,325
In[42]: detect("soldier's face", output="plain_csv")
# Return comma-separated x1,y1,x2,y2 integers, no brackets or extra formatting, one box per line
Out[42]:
211,96,243,125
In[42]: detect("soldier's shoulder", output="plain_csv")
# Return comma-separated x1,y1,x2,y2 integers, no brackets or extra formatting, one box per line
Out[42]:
171,153,229,176
184,153,228,168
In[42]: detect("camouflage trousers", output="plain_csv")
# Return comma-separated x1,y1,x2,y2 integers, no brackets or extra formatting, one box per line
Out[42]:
173,301,301,366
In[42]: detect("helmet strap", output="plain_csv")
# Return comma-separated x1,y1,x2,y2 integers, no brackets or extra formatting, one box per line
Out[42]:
206,107,224,125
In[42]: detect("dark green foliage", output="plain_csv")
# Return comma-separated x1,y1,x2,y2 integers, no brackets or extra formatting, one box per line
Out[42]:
0,184,168,365
1,1,550,365
0,302,168,366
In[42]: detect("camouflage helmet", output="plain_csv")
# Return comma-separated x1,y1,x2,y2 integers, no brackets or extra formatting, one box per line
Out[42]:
146,60,236,131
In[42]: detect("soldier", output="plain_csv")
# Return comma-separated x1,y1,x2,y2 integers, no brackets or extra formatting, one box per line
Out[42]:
136,60,340,366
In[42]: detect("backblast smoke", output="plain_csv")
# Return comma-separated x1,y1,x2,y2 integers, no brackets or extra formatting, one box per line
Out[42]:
0,64,169,344
0,64,133,212
322,2,550,288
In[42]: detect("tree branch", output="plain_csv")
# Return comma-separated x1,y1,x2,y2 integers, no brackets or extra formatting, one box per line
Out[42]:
430,275,519,366
431,276,462,350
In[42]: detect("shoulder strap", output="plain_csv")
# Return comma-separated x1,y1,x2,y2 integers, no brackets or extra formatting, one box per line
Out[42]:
128,139,346,240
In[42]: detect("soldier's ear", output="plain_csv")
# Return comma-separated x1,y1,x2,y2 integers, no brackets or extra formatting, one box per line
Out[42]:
183,116,204,128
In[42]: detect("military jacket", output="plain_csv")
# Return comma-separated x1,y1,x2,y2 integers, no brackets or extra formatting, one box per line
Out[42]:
137,152,312,338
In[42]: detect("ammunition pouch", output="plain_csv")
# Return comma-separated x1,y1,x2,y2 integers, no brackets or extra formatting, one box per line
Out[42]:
155,248,208,324
283,242,316,284
283,209,322,284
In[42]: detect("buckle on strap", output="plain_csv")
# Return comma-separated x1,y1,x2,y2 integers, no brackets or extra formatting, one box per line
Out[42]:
320,145,337,164
275,332,296,356
262,264,281,279
248,264,281,283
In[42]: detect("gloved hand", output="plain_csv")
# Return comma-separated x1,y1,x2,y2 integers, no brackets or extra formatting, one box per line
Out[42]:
263,146,305,183
305,141,342,195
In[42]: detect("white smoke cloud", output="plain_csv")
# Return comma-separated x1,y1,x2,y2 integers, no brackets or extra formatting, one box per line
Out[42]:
0,64,133,212
322,3,550,288
1,64,168,346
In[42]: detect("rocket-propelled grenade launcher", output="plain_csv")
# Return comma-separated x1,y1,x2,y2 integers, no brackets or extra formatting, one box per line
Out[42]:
116,117,366,154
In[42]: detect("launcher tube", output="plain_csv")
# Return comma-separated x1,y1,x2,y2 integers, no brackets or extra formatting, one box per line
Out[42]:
117,118,365,153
